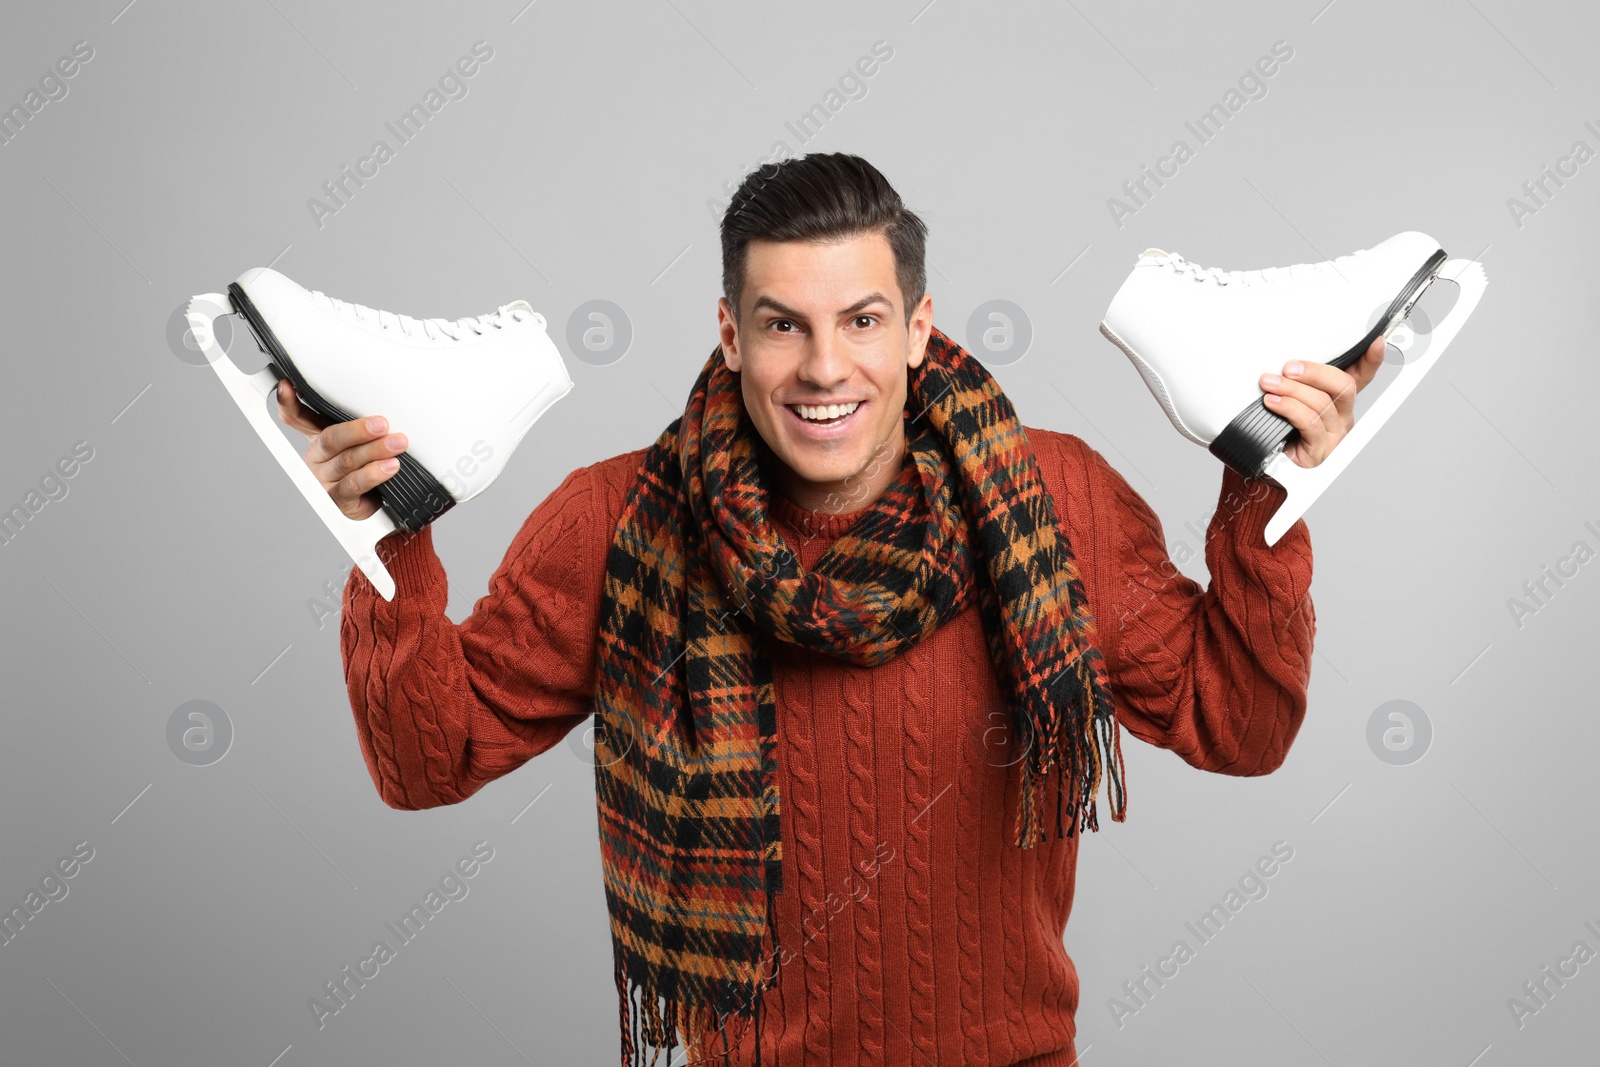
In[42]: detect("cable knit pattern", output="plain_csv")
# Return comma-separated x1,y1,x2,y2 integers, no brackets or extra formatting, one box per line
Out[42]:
1024,792,1074,1054
769,662,832,1067
798,673,836,1067
997,700,1029,1060
953,636,989,1066
898,642,939,1063
338,425,1314,1065
841,672,885,1063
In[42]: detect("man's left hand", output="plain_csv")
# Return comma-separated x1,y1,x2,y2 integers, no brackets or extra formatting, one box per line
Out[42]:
1258,336,1387,468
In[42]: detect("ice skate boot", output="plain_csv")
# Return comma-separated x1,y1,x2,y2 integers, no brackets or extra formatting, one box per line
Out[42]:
185,268,574,599
1098,231,1487,545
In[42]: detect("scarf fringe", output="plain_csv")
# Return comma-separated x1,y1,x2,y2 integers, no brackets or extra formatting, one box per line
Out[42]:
1013,651,1129,849
615,890,781,1066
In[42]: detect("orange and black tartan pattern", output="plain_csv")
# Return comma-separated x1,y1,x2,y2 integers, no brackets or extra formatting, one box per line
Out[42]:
592,325,1127,1065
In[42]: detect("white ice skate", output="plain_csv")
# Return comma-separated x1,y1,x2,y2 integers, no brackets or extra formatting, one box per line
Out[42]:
1098,231,1487,545
186,268,574,599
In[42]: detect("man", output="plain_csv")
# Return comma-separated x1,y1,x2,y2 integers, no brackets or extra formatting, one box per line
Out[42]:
278,153,1380,1066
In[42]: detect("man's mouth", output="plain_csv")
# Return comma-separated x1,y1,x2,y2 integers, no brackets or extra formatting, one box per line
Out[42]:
787,400,862,426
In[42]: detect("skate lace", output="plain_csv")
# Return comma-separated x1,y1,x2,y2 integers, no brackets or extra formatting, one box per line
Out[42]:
1158,251,1348,286
310,289,531,340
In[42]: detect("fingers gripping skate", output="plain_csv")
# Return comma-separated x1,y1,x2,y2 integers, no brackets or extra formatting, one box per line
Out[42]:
186,293,400,599
1260,258,1489,545
1208,249,1450,479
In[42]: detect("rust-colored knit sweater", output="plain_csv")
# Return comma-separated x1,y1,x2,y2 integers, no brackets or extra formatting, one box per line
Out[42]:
339,426,1315,1066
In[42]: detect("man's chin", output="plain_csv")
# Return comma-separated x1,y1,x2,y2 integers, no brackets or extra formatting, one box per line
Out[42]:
768,446,869,496
779,456,858,487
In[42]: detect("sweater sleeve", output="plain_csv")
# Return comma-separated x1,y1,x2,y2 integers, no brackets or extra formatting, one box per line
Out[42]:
338,463,614,809
1072,438,1316,776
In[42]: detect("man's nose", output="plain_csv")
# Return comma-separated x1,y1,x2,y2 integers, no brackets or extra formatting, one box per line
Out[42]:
799,333,851,387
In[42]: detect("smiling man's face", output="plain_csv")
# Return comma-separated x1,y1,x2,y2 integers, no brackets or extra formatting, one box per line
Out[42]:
718,230,933,514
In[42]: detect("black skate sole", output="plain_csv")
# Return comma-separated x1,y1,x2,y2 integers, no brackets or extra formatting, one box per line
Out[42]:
1208,247,1450,479
228,282,455,534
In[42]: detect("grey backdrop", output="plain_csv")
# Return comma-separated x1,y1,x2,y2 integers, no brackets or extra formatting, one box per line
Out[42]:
2,0,1595,1064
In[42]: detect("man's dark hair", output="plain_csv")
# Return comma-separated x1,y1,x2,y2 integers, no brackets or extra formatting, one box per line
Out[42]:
720,153,928,327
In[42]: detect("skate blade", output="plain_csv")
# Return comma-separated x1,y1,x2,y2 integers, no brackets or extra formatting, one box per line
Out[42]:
1260,258,1488,546
187,292,400,599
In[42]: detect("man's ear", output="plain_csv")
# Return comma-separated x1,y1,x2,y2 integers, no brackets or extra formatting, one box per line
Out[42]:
905,290,933,369
717,296,743,371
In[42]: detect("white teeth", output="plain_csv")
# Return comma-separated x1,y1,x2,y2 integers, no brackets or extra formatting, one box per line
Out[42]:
793,401,861,422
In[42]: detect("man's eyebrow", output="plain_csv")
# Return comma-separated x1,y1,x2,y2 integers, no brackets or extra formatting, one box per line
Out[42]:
749,292,895,319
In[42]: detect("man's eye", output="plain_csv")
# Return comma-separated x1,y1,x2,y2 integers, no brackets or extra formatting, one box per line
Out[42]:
854,315,877,329
770,319,796,333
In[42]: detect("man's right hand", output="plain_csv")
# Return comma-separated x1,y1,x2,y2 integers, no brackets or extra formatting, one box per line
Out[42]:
276,380,408,521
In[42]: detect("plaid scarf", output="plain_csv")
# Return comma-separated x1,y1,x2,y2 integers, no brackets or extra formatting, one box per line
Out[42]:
591,325,1127,1065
